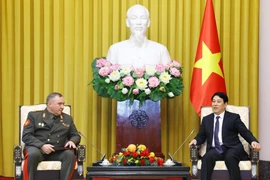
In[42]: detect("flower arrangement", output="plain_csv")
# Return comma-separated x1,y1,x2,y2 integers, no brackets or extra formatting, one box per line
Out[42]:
109,144,164,166
90,57,184,105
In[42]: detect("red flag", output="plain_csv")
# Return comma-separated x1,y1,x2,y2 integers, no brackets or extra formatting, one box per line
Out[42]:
190,0,226,116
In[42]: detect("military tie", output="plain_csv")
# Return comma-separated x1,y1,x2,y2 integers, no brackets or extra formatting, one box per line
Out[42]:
214,116,223,154
51,116,59,127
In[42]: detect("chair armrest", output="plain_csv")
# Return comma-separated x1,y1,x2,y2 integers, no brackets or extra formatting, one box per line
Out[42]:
77,145,86,162
249,146,259,163
249,146,259,178
14,146,23,178
190,144,199,162
14,146,22,164
76,145,86,176
190,144,200,178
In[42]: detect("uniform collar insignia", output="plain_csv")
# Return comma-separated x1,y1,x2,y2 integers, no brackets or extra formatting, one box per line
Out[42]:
38,122,45,127
62,123,70,127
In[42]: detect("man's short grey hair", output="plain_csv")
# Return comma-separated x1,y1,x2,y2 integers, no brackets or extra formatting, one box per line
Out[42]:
46,92,63,104
126,4,150,18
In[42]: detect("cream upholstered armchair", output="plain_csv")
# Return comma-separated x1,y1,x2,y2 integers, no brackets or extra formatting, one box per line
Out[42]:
14,104,86,180
190,105,259,180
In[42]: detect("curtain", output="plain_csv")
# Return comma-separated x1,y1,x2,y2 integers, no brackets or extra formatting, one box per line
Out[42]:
0,0,259,177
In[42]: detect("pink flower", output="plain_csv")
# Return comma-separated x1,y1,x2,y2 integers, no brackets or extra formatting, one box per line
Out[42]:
172,60,181,67
169,67,181,77
96,58,107,68
96,58,111,68
133,89,139,95
155,64,166,72
115,85,119,90
98,67,111,77
103,61,111,67
110,64,121,71
134,68,145,78
122,76,135,87
148,77,160,88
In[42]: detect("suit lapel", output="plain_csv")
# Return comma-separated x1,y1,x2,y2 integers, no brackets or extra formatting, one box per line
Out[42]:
50,121,62,132
222,111,229,141
42,109,63,133
50,115,63,132
42,110,54,128
207,114,215,143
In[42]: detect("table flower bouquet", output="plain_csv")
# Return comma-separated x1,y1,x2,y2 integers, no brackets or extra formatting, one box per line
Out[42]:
90,57,184,105
109,144,164,166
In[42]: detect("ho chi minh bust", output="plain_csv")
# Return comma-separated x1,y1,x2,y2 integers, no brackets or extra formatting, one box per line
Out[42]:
106,4,171,68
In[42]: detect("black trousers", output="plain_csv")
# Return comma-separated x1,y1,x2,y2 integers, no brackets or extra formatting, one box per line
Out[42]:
201,147,242,180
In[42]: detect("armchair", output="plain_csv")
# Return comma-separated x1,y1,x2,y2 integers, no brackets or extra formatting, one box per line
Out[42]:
190,105,259,180
14,104,86,180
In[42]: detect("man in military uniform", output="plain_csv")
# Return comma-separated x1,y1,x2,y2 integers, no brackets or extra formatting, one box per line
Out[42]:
22,92,81,180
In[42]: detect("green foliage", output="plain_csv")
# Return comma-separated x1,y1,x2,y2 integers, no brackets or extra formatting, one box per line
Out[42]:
89,57,184,105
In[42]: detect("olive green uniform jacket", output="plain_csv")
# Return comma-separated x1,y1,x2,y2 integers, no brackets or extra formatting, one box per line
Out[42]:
22,108,81,149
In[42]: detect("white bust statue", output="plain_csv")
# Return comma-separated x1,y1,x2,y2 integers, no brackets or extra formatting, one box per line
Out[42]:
106,4,171,68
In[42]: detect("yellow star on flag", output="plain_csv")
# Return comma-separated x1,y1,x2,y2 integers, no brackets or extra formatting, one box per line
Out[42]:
194,42,223,84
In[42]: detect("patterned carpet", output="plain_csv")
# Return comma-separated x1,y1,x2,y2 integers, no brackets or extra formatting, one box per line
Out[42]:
0,177,86,180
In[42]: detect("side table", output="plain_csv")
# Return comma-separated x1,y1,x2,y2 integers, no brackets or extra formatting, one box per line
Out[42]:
86,166,190,180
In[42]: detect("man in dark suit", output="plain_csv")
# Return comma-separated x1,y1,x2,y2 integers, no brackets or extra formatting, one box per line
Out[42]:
22,92,81,180
189,92,261,180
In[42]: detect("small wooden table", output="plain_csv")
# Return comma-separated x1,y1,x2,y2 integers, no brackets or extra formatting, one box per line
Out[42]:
86,166,190,180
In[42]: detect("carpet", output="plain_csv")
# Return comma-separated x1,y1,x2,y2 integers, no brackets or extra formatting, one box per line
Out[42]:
0,177,86,180
0,177,13,180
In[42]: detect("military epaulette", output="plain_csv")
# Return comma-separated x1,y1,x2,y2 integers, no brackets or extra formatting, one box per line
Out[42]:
32,110,43,112
30,110,44,114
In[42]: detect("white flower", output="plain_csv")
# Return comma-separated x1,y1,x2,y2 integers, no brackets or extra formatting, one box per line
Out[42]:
159,72,172,84
168,92,174,97
135,78,148,90
109,70,120,82
120,66,132,75
146,67,156,76
145,88,151,95
105,78,110,83
122,88,128,94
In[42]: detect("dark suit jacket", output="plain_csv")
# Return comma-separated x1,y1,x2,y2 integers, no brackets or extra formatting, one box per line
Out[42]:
22,108,81,149
194,110,258,158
